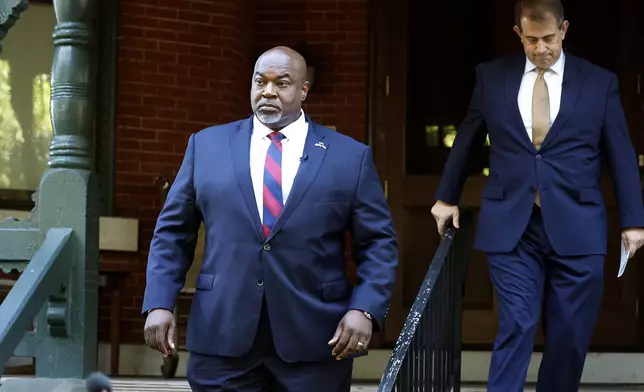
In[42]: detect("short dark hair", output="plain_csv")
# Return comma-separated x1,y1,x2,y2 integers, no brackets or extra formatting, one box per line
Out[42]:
514,0,565,30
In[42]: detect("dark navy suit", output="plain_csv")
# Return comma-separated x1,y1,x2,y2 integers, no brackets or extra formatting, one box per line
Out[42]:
436,53,644,391
142,116,398,391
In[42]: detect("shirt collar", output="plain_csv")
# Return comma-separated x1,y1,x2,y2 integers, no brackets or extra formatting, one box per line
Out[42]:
524,50,565,75
253,109,307,140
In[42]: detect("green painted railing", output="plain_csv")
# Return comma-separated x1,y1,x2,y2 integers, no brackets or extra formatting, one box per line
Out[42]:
0,228,73,375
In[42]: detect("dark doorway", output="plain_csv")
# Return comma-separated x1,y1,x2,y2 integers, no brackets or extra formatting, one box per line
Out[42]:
370,0,644,351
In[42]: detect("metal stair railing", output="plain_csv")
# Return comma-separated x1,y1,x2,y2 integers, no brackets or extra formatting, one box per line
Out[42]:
378,210,474,392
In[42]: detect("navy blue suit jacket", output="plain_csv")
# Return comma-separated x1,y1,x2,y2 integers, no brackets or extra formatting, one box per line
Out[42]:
436,53,644,256
142,116,398,362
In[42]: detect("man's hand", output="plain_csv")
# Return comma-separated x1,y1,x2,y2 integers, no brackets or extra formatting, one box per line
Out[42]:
431,201,460,236
328,310,372,360
144,309,176,358
622,228,644,257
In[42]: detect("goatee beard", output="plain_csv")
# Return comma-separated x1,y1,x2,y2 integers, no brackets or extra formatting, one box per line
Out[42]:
256,111,283,126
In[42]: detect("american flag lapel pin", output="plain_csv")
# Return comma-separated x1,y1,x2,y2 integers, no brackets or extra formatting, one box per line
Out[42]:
314,140,327,150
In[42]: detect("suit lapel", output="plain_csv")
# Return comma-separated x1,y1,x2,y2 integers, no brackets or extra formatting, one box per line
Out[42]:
539,55,583,150
230,116,264,241
505,54,537,152
266,120,326,242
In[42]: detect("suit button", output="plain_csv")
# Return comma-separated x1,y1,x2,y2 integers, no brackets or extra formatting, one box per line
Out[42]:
263,244,271,251
536,154,542,160
257,279,264,286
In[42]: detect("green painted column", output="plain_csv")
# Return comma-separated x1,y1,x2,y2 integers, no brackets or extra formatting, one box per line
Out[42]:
31,0,100,378
0,0,99,388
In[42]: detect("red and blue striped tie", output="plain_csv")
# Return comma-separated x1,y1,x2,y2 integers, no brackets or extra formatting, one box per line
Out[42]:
263,131,286,238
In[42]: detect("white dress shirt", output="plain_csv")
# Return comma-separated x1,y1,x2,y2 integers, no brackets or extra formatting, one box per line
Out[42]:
250,110,308,223
517,51,566,142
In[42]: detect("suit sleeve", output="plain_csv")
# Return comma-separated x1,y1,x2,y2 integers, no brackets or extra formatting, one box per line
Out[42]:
142,134,202,315
601,74,644,228
348,146,399,330
435,64,489,204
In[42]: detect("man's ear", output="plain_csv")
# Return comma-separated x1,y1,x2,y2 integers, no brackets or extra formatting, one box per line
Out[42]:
560,20,569,40
301,81,311,102
513,25,522,39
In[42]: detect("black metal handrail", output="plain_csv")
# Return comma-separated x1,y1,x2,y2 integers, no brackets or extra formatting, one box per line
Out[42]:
378,210,474,392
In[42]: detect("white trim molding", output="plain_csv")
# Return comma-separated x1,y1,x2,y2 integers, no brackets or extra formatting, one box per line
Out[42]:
0,210,138,252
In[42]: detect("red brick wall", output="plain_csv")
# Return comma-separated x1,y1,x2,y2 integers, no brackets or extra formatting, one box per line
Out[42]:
106,0,370,344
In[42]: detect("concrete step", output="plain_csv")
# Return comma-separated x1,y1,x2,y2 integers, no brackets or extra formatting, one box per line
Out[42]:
460,385,644,391
1,377,378,391
111,379,378,391
112,379,380,391
4,378,644,391
104,381,644,391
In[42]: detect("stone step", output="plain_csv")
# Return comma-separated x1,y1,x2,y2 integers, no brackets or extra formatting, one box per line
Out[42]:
460,385,644,391
105,380,644,392
0,377,378,391
4,378,644,391
112,379,378,391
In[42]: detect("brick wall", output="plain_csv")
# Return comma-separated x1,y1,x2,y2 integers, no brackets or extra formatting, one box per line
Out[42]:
106,0,370,344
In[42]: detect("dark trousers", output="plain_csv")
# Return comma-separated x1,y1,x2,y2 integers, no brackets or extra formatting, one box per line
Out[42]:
187,302,353,392
486,206,604,392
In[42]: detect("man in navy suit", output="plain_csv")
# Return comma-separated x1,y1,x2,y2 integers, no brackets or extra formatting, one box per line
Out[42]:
141,46,398,391
431,0,644,391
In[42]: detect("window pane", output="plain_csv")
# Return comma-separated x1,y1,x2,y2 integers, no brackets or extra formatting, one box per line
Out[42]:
0,4,55,191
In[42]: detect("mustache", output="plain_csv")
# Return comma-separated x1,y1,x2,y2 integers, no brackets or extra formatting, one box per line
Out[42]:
258,101,282,110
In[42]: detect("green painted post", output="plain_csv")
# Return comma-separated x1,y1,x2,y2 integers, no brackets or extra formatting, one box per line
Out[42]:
0,0,99,386
31,0,100,378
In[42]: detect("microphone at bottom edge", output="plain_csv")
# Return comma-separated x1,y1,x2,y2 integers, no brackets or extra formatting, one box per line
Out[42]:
85,371,112,392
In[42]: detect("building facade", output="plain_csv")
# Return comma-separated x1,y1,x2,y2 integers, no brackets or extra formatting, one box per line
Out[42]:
2,0,644,384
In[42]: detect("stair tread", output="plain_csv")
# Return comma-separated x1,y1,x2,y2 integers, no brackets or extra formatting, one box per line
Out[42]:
1,377,378,391
5,378,644,391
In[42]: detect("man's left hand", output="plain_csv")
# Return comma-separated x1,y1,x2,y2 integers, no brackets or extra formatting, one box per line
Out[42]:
622,228,644,257
328,310,372,360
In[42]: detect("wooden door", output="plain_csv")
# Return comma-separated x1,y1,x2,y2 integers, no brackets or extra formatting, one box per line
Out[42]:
371,0,500,346
597,0,644,349
372,0,644,350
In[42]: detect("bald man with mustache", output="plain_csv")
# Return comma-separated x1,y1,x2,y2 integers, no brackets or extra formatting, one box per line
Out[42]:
141,46,399,391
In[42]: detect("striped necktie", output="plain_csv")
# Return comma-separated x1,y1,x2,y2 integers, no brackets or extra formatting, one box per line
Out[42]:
263,131,286,238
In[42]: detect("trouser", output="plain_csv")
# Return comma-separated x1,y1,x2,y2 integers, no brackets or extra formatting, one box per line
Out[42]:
486,205,604,392
187,300,353,392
